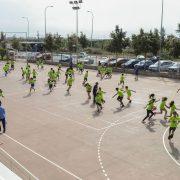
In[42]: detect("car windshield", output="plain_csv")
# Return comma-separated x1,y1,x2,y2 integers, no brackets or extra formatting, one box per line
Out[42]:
126,59,135,65
171,63,179,67
139,60,145,65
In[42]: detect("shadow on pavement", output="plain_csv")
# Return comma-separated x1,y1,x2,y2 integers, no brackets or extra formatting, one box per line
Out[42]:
169,141,180,160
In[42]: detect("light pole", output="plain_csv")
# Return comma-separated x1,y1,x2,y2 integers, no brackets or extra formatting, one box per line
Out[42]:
44,5,53,38
159,0,164,72
87,10,94,48
69,0,83,52
22,17,29,38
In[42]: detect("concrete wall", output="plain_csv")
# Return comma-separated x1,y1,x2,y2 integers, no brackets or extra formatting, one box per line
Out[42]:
28,60,180,80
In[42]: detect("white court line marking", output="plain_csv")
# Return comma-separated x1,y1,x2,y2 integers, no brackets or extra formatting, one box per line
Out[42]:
163,128,180,166
38,107,100,131
4,134,82,180
97,114,144,180
0,147,39,180
98,109,144,131
97,109,145,179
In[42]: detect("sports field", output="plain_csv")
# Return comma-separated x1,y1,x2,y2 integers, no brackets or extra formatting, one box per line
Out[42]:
0,61,180,180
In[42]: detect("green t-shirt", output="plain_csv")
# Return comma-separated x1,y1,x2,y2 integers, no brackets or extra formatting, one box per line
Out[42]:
84,72,88,79
160,101,166,110
86,84,92,92
126,89,131,97
146,101,154,111
67,77,74,86
118,89,124,97
95,94,102,104
170,104,176,114
169,116,180,128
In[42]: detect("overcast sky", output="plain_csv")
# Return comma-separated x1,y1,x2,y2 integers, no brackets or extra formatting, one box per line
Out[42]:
0,0,180,39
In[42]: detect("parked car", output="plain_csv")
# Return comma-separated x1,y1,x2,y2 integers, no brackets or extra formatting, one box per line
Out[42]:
137,55,145,60
78,57,94,64
79,52,88,58
109,58,129,67
149,60,174,71
122,59,141,69
168,62,180,72
134,60,154,70
98,57,109,65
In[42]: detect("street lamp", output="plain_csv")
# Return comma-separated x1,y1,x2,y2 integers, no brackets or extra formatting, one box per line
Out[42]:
87,10,94,48
44,5,53,37
22,17,29,38
69,0,83,52
159,0,164,72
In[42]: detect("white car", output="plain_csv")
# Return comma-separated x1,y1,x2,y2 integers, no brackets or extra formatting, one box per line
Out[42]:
149,60,174,72
168,62,180,72
98,57,109,65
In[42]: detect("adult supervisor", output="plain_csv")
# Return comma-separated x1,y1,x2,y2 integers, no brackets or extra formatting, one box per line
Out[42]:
0,101,6,133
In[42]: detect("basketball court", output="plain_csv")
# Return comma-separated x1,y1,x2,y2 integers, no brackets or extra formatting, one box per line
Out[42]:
0,61,180,180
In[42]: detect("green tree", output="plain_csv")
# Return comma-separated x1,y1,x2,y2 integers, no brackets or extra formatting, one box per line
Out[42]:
176,23,180,37
67,34,77,52
148,29,160,56
79,32,89,49
107,25,129,54
0,48,6,60
0,32,6,49
11,37,21,50
132,29,151,57
44,34,54,52
54,34,64,52
165,35,180,58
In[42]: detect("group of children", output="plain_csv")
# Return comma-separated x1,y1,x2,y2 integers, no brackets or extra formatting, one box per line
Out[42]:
1,60,180,141
21,63,37,94
142,93,180,141
97,64,113,80
3,60,15,77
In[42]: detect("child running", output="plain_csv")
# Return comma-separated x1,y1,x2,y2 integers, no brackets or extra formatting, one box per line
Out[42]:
67,75,74,94
83,71,88,86
168,101,179,117
48,78,53,93
142,99,156,123
97,87,106,104
95,92,103,113
112,88,125,108
124,86,136,103
93,82,99,104
156,97,168,120
85,83,92,99
118,74,125,88
168,111,180,141
29,77,36,94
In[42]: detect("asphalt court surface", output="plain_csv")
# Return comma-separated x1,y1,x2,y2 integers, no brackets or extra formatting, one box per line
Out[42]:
0,61,180,180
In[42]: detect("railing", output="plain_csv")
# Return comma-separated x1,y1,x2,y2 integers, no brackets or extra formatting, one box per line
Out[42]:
0,148,39,180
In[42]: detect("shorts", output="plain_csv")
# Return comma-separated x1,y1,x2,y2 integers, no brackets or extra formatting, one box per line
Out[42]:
84,78,87,81
31,84,35,88
117,96,123,101
96,102,101,106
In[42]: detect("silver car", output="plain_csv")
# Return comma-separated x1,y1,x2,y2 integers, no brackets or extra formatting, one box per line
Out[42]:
149,60,174,72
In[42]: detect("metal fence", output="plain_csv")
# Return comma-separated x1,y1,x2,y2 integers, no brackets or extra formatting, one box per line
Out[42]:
0,148,39,180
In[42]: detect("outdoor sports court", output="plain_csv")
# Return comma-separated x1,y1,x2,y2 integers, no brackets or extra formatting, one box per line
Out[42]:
0,61,180,180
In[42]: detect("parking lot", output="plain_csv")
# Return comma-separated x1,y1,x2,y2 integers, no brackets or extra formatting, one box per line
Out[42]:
0,61,180,180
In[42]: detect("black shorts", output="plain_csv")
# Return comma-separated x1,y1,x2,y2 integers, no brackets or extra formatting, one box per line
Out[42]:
84,78,87,81
170,127,176,132
49,84,53,89
117,96,123,101
31,84,35,88
96,102,101,106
